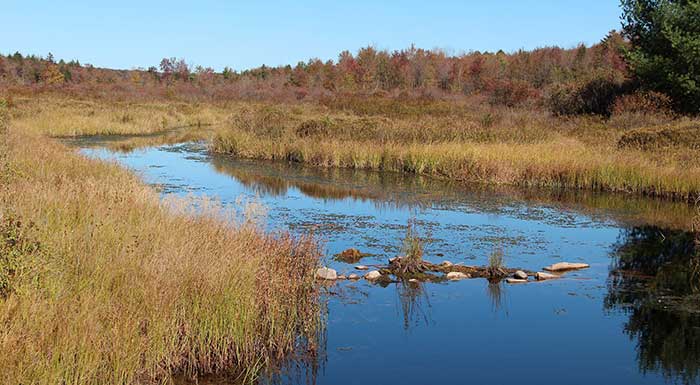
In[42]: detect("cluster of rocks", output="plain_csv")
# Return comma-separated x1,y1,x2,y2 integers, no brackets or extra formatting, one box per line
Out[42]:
315,267,383,282
505,262,590,284
317,249,589,286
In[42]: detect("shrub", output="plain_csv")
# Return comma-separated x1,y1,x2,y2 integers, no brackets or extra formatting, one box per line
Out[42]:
229,106,290,138
488,79,536,107
612,90,672,116
296,118,331,138
548,75,624,116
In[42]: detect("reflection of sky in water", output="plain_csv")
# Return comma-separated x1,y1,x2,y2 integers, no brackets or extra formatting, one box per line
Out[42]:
80,143,694,385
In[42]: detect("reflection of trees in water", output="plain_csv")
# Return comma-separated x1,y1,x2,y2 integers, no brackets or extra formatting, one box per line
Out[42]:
606,226,700,384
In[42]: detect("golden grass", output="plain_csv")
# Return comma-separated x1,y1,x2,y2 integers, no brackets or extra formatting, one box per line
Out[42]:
0,105,321,384
211,103,700,201
10,96,229,137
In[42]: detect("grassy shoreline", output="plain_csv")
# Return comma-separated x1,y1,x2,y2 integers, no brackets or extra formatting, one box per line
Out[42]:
0,103,321,384
210,102,700,202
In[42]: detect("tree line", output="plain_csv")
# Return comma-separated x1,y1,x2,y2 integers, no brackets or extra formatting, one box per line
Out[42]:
1,0,697,115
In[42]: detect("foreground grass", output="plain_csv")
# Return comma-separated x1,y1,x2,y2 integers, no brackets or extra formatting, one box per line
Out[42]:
0,106,321,384
211,102,700,201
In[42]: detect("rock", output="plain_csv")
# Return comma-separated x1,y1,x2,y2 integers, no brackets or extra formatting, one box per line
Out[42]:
337,275,347,280
336,248,365,263
446,271,470,280
365,270,382,281
535,271,560,281
439,261,454,267
506,278,528,284
543,262,590,272
348,273,360,280
408,278,420,283
514,270,528,280
389,257,400,264
355,265,369,270
316,267,337,280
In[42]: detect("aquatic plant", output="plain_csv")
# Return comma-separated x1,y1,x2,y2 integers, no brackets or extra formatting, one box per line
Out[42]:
487,246,507,279
396,221,426,275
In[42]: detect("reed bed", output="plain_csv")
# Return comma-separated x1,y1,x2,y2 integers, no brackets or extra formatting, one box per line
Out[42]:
0,105,321,384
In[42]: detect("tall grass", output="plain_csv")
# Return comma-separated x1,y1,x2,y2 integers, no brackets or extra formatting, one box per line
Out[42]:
0,105,321,384
10,96,228,137
211,103,700,201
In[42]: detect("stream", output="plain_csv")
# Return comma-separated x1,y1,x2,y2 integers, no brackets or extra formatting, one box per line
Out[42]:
73,140,700,385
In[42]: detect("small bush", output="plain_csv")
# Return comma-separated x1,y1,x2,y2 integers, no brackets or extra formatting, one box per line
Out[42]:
548,75,624,116
229,106,290,138
487,79,536,107
296,118,331,138
612,91,672,116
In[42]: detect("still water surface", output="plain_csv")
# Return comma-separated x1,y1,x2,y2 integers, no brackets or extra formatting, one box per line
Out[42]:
77,141,700,385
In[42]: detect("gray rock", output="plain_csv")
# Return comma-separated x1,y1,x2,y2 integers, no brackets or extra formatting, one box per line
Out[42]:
355,265,369,271
506,278,528,284
514,270,528,280
316,267,337,280
535,271,559,280
446,271,470,280
543,262,590,272
348,273,360,280
337,275,347,280
365,270,382,280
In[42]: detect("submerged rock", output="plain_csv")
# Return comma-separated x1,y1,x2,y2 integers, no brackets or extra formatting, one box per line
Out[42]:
506,278,528,284
446,271,470,280
514,270,528,280
348,273,360,280
335,248,367,263
535,271,560,280
316,267,337,280
365,270,382,281
355,265,369,271
543,262,590,272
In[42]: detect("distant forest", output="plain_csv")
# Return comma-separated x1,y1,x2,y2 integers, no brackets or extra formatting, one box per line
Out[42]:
0,32,635,112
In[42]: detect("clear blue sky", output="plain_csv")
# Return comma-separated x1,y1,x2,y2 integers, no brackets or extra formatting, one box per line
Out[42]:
2,0,623,71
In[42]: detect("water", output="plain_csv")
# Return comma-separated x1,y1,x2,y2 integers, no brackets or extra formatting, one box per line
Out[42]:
76,141,700,385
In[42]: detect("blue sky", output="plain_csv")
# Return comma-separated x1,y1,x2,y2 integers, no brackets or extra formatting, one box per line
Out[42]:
2,1,622,71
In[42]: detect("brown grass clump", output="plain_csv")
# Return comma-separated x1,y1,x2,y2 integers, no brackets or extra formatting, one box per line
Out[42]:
618,122,700,151
0,104,322,384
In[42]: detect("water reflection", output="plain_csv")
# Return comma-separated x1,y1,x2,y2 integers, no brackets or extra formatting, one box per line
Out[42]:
208,149,696,231
396,281,433,330
607,226,700,384
71,141,700,385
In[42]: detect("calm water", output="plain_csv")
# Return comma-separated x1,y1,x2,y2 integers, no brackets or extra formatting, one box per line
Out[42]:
76,141,700,385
